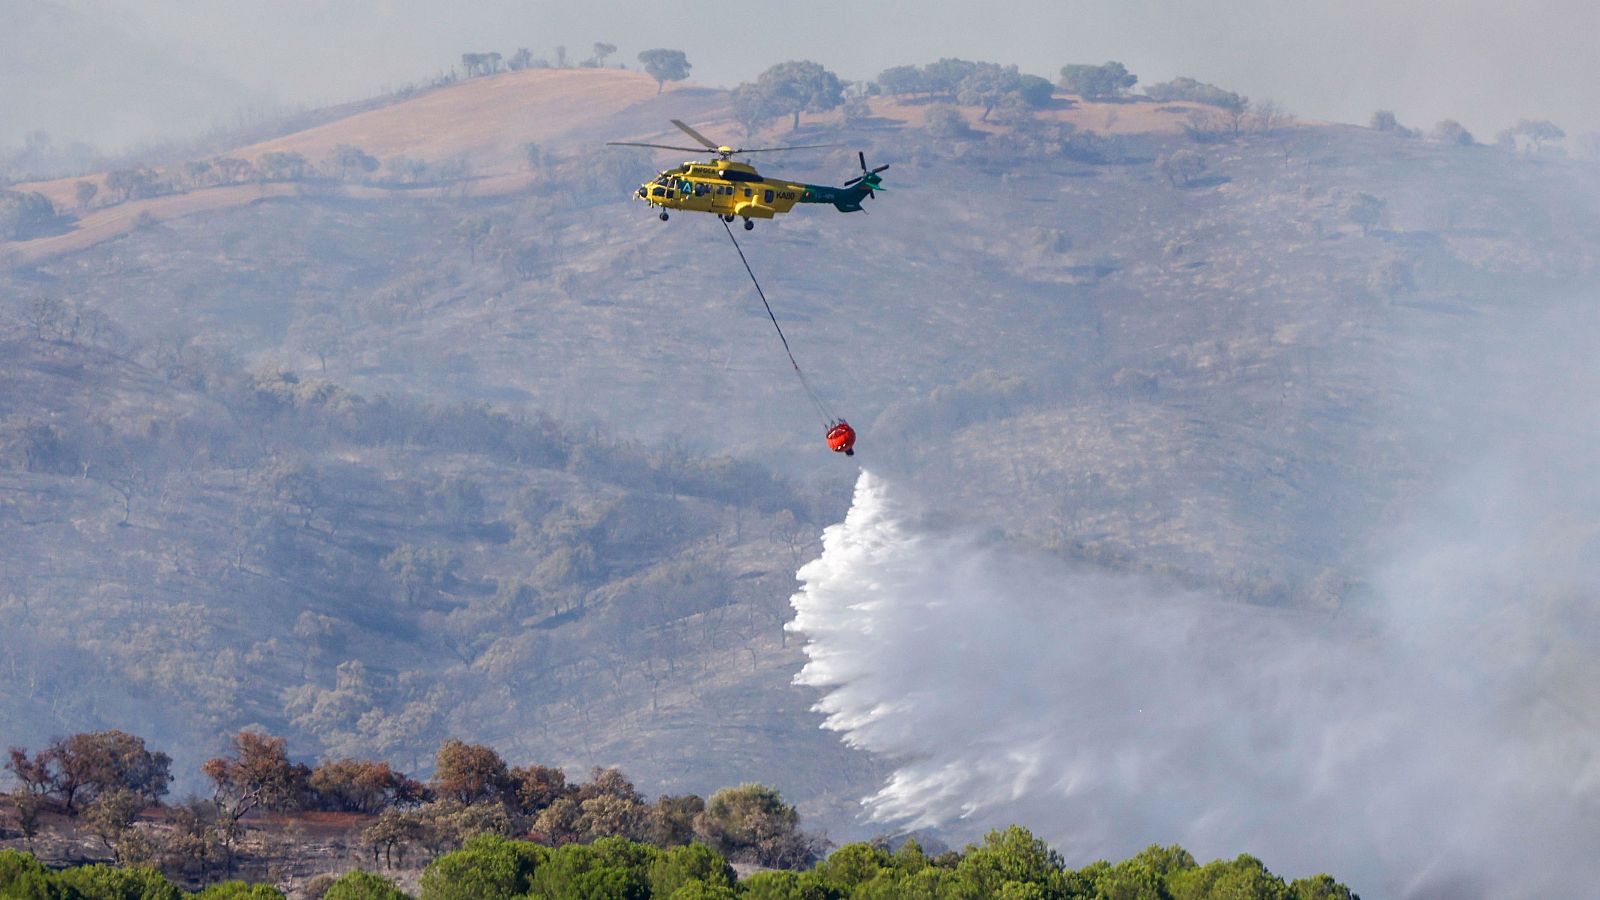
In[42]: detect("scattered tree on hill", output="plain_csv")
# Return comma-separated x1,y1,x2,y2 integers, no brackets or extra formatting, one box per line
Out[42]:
925,105,970,139
922,58,979,99
3,791,43,851
461,52,503,77
1253,99,1292,133
1016,73,1055,107
955,63,1023,121
650,794,705,848
385,155,428,184
183,159,214,189
0,189,56,240
1158,148,1207,186
74,179,98,209
755,60,845,131
1183,105,1247,141
454,215,493,262
430,740,510,805
508,764,571,815
257,151,310,182
162,799,230,883
637,49,690,93
1368,258,1416,298
507,48,534,71
693,783,815,868
4,748,53,797
523,142,550,174
326,144,380,180
382,544,461,605
203,731,311,829
841,94,874,126
309,758,425,813
1431,119,1474,146
289,311,346,373
1370,110,1399,131
555,46,569,68
1059,60,1137,100
1145,76,1247,111
1500,117,1565,153
729,83,778,136
214,157,254,184
587,42,618,67
877,64,928,98
1344,192,1386,236
363,809,426,869
83,788,147,864
104,166,162,202
6,730,172,814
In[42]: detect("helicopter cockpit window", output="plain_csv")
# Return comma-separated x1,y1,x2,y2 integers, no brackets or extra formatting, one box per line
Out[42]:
651,187,666,197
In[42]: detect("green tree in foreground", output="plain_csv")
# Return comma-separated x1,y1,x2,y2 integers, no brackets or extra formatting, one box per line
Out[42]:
193,881,289,898
53,863,183,900
325,869,413,900
648,842,737,897
419,833,546,900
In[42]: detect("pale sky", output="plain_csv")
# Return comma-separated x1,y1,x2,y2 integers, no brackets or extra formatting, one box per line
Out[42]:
51,0,1600,144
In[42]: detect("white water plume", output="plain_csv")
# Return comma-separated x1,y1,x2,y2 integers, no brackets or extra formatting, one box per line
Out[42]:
790,471,1600,898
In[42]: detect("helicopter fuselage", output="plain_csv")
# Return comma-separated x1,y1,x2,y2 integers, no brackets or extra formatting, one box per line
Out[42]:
635,159,866,221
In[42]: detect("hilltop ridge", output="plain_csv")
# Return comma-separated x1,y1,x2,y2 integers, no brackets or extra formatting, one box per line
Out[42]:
6,67,1230,264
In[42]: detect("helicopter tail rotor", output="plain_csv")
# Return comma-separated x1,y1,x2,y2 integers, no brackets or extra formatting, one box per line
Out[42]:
842,151,890,198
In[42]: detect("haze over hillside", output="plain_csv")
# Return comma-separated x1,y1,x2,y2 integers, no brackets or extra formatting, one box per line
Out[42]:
24,0,1600,150
5,50,1600,897
0,0,260,151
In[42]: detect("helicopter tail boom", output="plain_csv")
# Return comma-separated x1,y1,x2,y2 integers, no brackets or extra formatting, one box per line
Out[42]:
800,152,889,213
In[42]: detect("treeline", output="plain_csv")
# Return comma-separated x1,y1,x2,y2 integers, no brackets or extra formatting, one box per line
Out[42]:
3,732,1364,898
1,823,1362,899
61,143,446,214
1370,110,1567,151
452,43,692,96
5,728,818,883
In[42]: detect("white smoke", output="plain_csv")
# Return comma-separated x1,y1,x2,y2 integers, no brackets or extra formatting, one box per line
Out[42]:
790,470,1600,898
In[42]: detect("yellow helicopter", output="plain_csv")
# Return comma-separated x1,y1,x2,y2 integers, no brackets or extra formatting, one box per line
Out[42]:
607,120,889,230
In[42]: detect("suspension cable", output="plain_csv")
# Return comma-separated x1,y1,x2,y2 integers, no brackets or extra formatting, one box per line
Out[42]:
722,218,835,427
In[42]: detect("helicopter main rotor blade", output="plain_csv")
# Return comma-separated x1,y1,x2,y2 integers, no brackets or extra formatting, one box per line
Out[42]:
605,141,709,153
671,119,723,151
733,144,844,154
